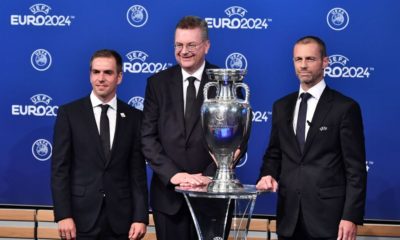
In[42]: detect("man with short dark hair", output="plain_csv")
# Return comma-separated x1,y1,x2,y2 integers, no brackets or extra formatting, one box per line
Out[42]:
51,49,148,240
257,36,367,240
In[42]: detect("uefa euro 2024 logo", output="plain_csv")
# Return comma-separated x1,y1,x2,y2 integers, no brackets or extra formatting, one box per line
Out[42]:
11,94,58,117
324,54,374,79
10,3,75,27
205,6,272,30
126,5,148,28
31,49,52,71
123,50,172,74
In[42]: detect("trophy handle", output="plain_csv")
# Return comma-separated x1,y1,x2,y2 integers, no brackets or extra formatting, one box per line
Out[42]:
234,82,250,103
203,82,219,101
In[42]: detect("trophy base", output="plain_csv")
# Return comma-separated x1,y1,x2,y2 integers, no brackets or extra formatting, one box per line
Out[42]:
207,179,244,193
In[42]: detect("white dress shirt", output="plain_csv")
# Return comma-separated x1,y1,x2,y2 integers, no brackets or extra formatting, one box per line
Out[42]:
182,61,206,113
90,92,117,149
293,80,326,140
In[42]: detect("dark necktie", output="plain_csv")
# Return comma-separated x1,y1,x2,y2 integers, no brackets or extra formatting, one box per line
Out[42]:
100,104,110,160
185,76,197,127
296,92,312,153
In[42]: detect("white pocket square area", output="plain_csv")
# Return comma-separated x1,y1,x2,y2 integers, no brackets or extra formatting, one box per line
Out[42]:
120,113,126,118
319,126,328,131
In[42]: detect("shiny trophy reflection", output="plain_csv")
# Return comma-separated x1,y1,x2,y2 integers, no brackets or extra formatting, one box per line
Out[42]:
201,69,251,192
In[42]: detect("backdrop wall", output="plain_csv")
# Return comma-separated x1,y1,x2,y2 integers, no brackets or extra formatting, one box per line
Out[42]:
1,0,399,221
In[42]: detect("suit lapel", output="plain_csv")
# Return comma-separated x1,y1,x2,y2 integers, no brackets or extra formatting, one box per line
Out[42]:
303,87,333,156
169,67,186,138
83,97,107,165
284,93,301,155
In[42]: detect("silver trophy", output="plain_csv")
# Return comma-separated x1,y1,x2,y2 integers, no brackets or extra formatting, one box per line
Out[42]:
201,69,252,192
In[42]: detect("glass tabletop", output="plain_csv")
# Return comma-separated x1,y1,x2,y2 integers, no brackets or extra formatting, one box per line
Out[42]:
175,184,267,199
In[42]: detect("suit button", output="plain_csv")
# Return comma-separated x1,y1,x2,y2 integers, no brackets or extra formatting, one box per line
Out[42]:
99,189,106,197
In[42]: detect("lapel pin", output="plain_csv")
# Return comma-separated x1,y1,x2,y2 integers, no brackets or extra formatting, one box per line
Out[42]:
120,113,126,118
319,126,328,131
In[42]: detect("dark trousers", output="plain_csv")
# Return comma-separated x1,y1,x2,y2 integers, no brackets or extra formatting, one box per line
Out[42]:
77,201,127,240
153,203,198,240
153,198,233,240
278,208,336,240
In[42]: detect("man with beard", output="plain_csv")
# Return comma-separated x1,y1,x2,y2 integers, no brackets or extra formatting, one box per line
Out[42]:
256,36,367,240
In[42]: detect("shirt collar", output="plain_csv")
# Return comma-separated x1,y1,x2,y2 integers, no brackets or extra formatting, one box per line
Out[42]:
90,91,117,110
298,79,326,100
181,61,206,82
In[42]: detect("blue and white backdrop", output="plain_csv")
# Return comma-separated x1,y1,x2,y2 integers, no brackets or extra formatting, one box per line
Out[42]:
1,1,399,221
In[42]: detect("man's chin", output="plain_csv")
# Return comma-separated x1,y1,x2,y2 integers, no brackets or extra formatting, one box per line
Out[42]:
94,90,108,97
180,60,194,66
180,63,195,72
300,78,312,83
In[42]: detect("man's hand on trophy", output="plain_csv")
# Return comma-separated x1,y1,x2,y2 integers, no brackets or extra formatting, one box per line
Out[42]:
256,175,278,192
171,172,212,187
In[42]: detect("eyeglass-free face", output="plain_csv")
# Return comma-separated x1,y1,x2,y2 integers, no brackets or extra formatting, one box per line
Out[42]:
293,42,329,91
90,57,122,103
174,27,210,74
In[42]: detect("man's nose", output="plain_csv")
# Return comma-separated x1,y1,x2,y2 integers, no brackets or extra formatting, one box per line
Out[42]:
300,60,308,68
99,73,106,80
181,45,190,53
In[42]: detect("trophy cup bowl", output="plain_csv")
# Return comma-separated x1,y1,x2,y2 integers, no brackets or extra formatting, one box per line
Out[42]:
201,69,252,192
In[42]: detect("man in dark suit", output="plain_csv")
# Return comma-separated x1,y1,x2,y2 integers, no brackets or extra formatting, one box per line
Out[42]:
141,16,241,240
51,49,148,240
256,36,367,240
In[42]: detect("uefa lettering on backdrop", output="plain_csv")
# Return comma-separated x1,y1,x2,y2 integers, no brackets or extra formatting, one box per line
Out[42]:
1,0,400,221
123,50,173,74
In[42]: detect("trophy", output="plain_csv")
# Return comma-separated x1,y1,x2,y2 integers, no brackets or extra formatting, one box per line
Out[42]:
201,69,252,192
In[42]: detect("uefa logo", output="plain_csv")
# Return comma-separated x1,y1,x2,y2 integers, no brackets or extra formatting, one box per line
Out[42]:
32,139,52,161
126,5,148,28
326,7,349,31
225,52,248,69
31,49,52,71
236,153,248,168
128,96,144,111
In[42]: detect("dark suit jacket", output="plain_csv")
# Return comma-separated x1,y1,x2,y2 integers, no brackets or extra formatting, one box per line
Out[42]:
141,62,221,215
259,87,367,238
51,96,148,234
